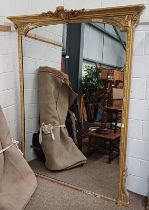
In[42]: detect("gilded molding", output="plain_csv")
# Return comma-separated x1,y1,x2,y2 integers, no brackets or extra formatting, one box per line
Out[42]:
7,4,145,206
121,168,129,204
8,5,144,35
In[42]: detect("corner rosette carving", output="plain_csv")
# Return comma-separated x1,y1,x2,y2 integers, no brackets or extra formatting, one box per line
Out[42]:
107,14,140,31
18,23,41,35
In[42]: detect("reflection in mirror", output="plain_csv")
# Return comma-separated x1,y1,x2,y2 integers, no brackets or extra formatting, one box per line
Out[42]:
23,22,126,199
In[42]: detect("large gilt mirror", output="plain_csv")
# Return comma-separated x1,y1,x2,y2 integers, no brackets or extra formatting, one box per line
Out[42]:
8,4,144,206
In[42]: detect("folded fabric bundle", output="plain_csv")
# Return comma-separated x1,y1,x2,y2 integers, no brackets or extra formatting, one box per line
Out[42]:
0,106,37,210
38,66,87,171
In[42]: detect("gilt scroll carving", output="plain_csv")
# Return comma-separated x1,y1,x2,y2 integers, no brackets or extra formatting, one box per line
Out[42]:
40,6,85,19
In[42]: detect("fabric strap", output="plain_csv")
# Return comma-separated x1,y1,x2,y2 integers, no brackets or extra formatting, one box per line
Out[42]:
0,138,22,155
39,122,65,144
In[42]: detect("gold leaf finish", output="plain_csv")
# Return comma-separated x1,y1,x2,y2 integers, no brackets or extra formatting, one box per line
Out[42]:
8,5,144,35
7,4,145,206
40,6,85,19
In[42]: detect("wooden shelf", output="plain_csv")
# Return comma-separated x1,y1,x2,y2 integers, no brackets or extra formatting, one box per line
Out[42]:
26,32,63,47
0,25,11,32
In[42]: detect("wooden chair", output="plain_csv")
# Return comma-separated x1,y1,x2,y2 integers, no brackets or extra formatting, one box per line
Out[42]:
106,88,123,132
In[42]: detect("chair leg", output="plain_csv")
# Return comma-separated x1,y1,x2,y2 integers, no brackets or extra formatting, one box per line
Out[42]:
77,135,82,151
114,112,118,133
146,197,149,210
108,141,114,163
87,136,91,156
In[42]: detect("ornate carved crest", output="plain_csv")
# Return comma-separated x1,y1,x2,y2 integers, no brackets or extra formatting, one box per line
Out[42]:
40,6,85,20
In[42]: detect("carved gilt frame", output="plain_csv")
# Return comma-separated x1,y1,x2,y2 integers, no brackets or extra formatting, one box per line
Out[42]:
8,4,144,206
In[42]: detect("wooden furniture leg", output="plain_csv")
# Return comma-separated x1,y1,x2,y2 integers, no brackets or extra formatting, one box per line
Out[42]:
114,111,118,133
77,135,82,151
87,136,92,156
146,197,149,210
108,141,114,163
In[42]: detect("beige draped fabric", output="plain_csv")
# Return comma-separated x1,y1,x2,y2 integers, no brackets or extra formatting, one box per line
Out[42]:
0,106,37,210
38,67,87,171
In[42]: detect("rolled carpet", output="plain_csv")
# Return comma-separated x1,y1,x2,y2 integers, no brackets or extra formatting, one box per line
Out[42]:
0,106,37,210
38,67,87,171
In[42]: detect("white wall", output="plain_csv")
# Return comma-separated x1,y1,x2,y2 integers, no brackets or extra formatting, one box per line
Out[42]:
0,31,20,140
0,0,149,196
126,24,149,196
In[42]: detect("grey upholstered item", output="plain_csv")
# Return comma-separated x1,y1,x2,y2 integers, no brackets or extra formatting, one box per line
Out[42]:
38,67,87,171
0,106,37,210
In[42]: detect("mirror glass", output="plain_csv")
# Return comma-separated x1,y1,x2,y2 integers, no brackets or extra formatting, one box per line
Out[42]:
22,22,126,199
